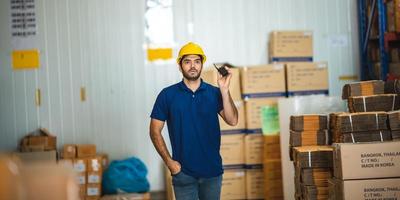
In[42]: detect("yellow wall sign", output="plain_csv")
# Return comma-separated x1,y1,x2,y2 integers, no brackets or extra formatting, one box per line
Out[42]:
12,49,40,70
147,48,173,61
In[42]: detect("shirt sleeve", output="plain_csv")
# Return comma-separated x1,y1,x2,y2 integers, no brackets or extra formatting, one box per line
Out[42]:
150,89,168,121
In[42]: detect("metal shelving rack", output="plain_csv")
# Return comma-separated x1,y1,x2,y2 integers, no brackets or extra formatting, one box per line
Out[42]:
358,0,388,80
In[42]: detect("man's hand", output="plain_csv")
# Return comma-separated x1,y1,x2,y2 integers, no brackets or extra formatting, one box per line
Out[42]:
167,159,181,175
217,66,232,93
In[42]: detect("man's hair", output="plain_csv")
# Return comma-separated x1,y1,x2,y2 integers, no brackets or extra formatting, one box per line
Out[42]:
179,55,203,66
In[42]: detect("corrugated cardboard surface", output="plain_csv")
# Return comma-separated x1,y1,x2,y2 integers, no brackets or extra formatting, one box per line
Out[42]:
13,151,57,164
76,144,97,158
221,169,246,200
245,168,265,199
221,134,245,166
245,134,264,165
334,141,400,180
335,178,400,200
201,67,242,101
269,31,313,58
285,62,328,93
245,98,278,130
240,64,286,97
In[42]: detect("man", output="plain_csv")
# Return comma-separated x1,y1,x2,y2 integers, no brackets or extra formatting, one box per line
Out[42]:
149,42,238,200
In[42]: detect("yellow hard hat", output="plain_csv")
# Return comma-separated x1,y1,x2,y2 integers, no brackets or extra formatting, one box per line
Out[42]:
176,42,206,64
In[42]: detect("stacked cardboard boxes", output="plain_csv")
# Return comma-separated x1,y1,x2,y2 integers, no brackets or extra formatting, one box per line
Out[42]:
60,144,108,200
240,64,287,199
330,141,400,199
289,115,333,200
268,31,329,96
263,135,283,199
342,80,399,112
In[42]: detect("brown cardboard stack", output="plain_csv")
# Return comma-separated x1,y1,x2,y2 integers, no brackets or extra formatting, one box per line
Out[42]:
19,128,57,152
386,0,400,32
342,80,385,100
342,80,399,112
285,62,329,96
292,146,333,200
330,112,391,143
269,31,313,62
330,141,400,199
385,79,400,94
60,144,108,200
347,94,399,112
290,115,332,200
289,115,329,159
263,135,283,199
388,110,400,140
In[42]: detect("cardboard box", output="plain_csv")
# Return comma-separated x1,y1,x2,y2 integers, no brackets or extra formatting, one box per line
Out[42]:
263,135,281,160
240,64,286,98
263,159,282,172
335,178,400,200
0,155,23,200
87,171,102,184
221,134,245,167
20,128,57,152
22,163,80,200
245,98,278,131
62,144,76,159
285,62,329,96
58,158,73,168
77,144,96,158
73,158,87,173
87,155,102,172
219,101,246,132
76,172,86,185
221,169,246,200
87,183,102,197
245,169,265,199
269,31,313,61
13,150,57,164
201,67,242,101
98,153,109,169
390,62,400,76
100,193,151,200
245,134,264,165
333,141,400,180
79,185,86,199
391,49,400,62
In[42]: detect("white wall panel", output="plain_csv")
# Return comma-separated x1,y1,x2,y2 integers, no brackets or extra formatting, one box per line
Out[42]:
0,0,359,192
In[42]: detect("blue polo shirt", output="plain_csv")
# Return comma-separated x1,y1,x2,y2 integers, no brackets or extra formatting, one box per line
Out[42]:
150,80,224,178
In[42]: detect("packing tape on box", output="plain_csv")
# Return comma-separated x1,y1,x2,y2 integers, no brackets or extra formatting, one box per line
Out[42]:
308,150,312,167
380,131,383,142
375,113,379,129
351,133,355,143
363,96,366,112
392,95,396,111
349,115,354,132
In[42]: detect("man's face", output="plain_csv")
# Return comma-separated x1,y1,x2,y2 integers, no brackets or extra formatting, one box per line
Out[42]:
180,54,203,81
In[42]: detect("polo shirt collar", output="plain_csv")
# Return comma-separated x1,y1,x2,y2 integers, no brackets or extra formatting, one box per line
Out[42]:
179,79,207,93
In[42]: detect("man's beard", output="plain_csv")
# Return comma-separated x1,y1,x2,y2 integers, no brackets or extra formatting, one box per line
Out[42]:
181,67,202,81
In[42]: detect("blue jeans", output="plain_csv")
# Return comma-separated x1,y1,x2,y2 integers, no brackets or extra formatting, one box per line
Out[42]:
172,171,222,200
